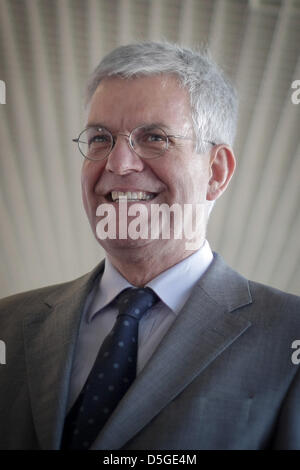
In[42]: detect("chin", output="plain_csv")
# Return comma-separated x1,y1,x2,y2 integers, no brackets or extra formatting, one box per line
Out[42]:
97,237,161,263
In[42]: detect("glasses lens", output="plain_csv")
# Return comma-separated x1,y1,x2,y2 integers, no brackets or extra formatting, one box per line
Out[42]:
78,127,113,160
131,126,168,158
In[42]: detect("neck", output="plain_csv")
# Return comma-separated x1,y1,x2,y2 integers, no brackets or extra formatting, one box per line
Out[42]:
106,239,205,286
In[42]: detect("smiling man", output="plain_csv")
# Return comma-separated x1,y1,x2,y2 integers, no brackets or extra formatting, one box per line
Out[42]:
0,42,300,450
81,73,234,285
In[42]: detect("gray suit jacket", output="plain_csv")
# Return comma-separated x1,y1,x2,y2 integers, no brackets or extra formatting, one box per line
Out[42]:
0,253,300,450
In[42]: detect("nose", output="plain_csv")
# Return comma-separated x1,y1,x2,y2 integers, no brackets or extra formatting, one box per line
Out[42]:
105,134,145,175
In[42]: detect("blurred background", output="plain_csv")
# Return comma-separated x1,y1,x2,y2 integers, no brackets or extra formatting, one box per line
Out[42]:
0,0,299,298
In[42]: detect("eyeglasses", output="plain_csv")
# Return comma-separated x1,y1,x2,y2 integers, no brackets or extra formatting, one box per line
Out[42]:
73,124,215,161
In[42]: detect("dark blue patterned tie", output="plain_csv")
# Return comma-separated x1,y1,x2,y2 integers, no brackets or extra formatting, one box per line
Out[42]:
61,287,159,450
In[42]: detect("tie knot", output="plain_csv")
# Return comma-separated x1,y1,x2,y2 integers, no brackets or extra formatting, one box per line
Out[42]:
115,287,159,321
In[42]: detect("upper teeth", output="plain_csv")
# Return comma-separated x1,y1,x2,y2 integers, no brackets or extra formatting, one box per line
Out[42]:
111,191,155,201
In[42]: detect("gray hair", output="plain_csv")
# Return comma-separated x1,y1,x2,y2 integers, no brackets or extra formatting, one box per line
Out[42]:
86,41,238,153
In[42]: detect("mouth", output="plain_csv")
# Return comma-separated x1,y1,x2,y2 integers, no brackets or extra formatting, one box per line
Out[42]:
105,190,158,202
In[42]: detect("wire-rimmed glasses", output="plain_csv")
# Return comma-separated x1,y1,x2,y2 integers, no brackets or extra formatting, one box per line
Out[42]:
73,124,215,161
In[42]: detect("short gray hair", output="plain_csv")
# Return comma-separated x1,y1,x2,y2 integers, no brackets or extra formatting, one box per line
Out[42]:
86,41,238,153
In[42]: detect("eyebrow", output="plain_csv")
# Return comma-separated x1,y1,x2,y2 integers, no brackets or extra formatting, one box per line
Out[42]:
85,121,173,132
86,121,107,129
143,122,173,132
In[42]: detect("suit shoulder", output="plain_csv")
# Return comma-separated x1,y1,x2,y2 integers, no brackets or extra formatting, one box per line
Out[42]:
249,280,300,306
0,267,101,321
0,279,74,317
247,280,300,326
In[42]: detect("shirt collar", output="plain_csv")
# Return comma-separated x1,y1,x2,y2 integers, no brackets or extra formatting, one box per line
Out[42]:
87,240,213,322
146,240,213,313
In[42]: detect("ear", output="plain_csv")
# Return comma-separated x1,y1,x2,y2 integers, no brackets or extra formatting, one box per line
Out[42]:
206,144,236,201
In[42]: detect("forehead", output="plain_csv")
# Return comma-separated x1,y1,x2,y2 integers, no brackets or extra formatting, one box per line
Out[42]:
87,75,192,131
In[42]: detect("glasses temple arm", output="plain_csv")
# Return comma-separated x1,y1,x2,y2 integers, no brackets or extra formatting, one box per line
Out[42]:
169,135,216,146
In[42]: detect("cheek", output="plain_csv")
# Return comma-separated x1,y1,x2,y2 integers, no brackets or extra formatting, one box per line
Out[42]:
81,160,104,193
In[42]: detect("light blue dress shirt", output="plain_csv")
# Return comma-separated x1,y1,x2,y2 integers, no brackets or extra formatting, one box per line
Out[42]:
67,240,213,410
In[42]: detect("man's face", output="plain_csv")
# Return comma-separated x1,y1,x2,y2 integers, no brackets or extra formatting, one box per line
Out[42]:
81,75,211,259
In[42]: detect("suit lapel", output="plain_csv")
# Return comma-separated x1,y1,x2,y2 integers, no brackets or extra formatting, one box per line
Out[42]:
91,253,253,449
23,261,104,450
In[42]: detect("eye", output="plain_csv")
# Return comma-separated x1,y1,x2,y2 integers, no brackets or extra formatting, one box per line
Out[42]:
138,131,167,146
146,133,164,142
88,133,111,146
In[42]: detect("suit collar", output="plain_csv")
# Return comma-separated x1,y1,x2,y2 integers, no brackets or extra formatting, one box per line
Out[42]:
43,261,105,308
197,252,252,312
